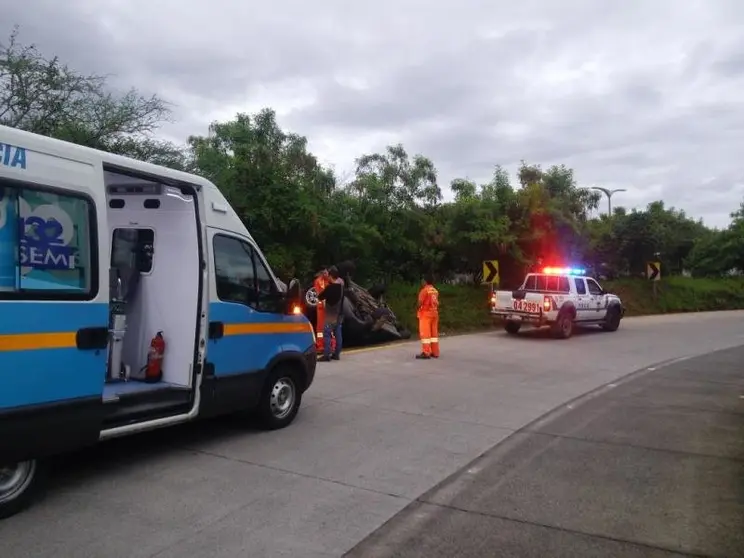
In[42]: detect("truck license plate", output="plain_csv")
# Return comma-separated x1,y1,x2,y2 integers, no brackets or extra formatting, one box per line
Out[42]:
508,314,522,322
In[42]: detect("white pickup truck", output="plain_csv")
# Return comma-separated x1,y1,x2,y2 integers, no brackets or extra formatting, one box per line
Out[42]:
489,267,624,339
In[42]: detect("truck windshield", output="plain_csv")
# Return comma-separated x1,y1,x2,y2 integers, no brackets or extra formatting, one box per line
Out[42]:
523,274,571,293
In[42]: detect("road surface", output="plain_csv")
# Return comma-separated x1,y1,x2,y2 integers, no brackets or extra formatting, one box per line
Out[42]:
1,311,743,558
346,342,744,558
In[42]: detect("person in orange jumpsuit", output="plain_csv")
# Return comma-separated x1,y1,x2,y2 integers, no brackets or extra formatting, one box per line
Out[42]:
415,275,440,359
313,268,330,352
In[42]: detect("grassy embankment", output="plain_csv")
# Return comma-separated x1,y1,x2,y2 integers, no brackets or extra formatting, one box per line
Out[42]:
385,277,744,337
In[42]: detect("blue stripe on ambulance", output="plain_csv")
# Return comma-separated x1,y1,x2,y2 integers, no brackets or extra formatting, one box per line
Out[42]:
207,301,314,377
0,301,109,409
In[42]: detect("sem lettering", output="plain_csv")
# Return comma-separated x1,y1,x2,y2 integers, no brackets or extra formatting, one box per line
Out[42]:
0,143,27,169
19,216,76,270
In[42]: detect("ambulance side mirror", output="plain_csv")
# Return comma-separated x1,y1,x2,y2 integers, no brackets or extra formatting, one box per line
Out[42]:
285,278,303,316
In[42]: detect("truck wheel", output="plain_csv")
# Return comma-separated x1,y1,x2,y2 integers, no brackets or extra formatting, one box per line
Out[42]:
257,365,302,431
0,459,45,520
602,307,621,332
551,312,574,339
504,321,521,335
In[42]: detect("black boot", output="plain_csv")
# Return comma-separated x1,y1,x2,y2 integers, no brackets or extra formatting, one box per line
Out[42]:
415,353,431,359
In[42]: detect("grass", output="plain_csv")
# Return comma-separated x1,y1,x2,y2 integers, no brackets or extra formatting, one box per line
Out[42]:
385,277,744,337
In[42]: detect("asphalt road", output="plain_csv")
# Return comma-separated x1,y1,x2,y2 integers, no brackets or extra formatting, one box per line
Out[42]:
346,341,744,558
1,311,743,558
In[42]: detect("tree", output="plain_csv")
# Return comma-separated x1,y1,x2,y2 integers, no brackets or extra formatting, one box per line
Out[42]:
685,201,744,276
585,201,708,277
352,144,442,210
510,162,600,270
187,109,339,279
0,26,185,167
346,144,443,281
441,168,517,281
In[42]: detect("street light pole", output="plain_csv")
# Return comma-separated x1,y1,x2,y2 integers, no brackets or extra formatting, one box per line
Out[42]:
590,186,627,216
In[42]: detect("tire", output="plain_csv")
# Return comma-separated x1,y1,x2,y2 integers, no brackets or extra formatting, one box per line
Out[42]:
0,459,45,520
602,306,621,332
257,365,302,430
304,286,319,308
551,311,574,339
504,321,521,335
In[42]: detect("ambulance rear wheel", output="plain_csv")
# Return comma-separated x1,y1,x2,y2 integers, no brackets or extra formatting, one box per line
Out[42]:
504,321,521,335
0,459,45,520
257,365,302,430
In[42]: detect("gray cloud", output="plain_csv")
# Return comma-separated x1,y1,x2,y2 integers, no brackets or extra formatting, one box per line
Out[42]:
3,0,744,227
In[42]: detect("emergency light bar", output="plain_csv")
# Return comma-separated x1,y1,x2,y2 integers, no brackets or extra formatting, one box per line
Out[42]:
542,266,586,275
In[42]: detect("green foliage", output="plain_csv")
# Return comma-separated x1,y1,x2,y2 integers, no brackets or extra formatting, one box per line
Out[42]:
385,278,744,335
685,202,744,277
3,27,742,288
0,26,185,168
187,110,338,278
386,282,494,335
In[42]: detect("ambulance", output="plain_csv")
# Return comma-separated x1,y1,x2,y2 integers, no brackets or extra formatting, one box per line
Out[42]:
0,125,316,519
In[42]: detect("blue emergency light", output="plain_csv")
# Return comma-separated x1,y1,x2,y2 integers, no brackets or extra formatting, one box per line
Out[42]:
542,266,586,275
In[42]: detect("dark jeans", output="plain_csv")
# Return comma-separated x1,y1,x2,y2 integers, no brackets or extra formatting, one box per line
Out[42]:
323,320,343,358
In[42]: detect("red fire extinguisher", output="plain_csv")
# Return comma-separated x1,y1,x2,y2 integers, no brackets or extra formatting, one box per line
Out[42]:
145,331,165,383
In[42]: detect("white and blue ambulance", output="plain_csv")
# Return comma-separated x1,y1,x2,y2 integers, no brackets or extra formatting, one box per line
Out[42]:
0,125,316,519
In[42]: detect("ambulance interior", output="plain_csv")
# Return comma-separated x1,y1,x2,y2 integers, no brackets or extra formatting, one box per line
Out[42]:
103,168,201,426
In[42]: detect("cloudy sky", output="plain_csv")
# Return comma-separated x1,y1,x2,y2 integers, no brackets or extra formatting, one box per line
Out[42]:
4,0,744,227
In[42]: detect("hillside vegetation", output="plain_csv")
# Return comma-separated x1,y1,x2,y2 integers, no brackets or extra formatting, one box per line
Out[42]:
386,278,744,336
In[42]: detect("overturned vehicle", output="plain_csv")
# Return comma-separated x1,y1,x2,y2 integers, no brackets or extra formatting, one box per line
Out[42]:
302,263,412,348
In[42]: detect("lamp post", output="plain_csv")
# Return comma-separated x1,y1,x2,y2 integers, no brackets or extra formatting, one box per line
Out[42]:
590,186,626,216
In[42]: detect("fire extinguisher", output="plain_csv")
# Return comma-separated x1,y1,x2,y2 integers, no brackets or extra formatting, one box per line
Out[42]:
144,331,165,383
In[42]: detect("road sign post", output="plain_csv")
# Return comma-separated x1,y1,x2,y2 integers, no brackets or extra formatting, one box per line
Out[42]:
482,260,499,285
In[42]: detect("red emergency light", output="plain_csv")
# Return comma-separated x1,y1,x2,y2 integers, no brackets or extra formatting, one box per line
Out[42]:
542,266,586,275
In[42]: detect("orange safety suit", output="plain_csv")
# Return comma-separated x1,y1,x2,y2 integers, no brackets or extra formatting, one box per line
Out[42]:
313,273,330,351
417,284,440,357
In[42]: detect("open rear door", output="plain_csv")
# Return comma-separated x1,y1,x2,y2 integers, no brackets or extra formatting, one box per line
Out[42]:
0,177,109,462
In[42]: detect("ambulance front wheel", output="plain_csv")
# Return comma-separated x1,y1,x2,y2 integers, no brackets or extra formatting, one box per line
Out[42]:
257,365,302,430
0,459,45,520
